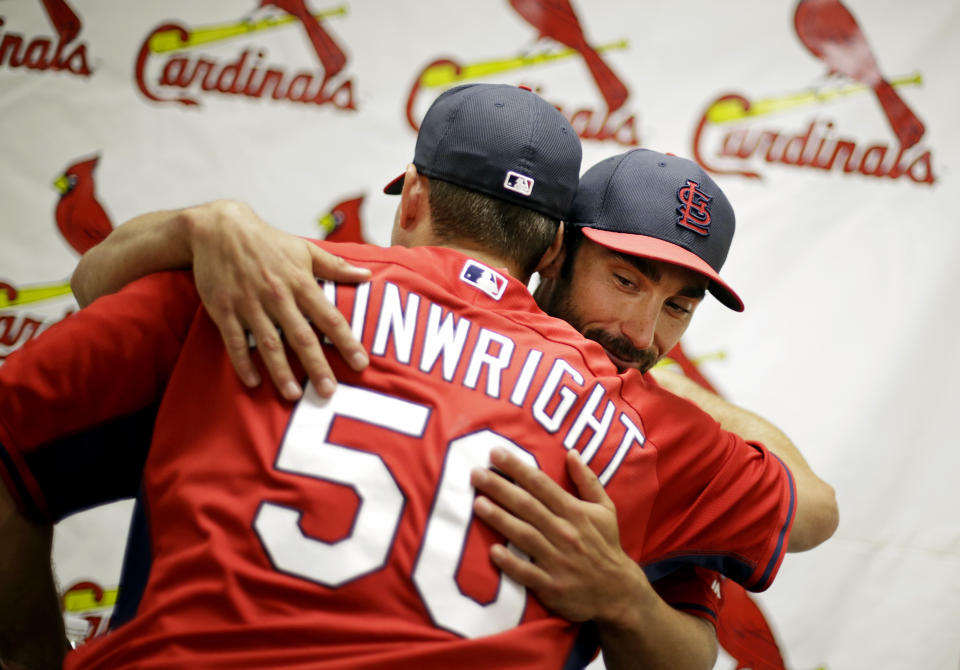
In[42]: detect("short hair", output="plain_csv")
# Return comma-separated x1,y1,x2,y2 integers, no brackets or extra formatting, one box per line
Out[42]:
558,223,584,279
427,178,560,278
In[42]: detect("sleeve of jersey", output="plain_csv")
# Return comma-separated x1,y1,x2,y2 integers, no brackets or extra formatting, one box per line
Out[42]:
651,566,721,628
0,271,199,522
640,399,797,593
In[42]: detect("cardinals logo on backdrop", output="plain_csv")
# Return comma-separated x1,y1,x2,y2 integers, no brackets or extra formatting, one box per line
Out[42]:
0,154,113,361
0,0,92,76
62,580,118,646
0,283,73,362
692,0,934,185
135,1,355,109
317,195,368,244
54,155,114,255
0,303,52,363
404,0,639,147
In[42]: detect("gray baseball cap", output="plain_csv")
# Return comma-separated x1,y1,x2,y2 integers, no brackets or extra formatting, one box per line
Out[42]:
570,148,744,311
384,84,582,221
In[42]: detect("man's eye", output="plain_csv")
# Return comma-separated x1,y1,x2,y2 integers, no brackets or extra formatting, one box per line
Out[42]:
614,274,634,288
666,300,691,315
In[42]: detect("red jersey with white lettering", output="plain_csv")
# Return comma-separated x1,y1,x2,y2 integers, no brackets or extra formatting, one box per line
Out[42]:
0,242,794,669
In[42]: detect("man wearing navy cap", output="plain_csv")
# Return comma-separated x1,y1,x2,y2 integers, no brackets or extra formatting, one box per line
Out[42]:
469,148,837,669
469,147,836,669
1,84,836,670
536,148,742,377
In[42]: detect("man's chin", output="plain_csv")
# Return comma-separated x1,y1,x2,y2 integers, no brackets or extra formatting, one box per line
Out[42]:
603,350,648,374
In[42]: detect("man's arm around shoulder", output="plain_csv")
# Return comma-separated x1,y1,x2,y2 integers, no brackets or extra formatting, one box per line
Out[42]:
650,368,839,551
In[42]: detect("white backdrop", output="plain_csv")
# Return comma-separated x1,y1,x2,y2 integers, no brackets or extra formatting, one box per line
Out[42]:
1,1,958,668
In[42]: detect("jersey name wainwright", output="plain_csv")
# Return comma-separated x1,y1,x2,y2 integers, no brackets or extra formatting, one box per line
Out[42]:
323,279,644,486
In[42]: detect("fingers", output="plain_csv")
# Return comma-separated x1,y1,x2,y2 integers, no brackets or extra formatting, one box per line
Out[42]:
488,543,550,592
267,296,341,399
309,244,372,283
305,245,369,372
472,488,553,561
206,284,314,401
471,451,579,552
211,268,361,401
471,447,621,552
261,243,370,395
565,449,612,508
471,471,555,590
295,275,368,376
215,311,261,390
189,202,371,400
484,447,575,517
241,300,305,402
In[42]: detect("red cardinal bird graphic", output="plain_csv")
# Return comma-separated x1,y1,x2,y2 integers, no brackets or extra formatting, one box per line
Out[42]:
40,0,82,44
665,341,720,394
716,578,787,670
260,0,346,77
508,0,628,112
794,0,925,148
54,156,113,255
318,196,367,244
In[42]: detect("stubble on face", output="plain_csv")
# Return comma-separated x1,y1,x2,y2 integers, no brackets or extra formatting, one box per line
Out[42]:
535,277,657,374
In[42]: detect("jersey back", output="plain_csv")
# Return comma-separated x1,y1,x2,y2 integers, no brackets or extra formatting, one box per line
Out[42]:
3,244,792,670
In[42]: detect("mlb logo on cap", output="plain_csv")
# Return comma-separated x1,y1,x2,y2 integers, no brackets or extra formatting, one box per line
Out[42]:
504,171,534,197
460,260,508,300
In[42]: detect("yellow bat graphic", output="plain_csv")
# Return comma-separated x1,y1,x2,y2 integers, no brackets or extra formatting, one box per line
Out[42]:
149,5,348,54
706,72,923,123
655,350,727,369
0,281,73,309
418,39,628,89
63,587,119,613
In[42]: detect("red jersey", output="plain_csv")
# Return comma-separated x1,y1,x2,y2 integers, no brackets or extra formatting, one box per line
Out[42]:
0,243,794,669
652,566,722,628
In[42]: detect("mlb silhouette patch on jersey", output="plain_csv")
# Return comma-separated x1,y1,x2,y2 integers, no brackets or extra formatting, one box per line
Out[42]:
459,260,507,300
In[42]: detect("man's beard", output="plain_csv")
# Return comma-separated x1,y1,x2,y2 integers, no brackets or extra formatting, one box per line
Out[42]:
535,277,657,373
580,327,657,373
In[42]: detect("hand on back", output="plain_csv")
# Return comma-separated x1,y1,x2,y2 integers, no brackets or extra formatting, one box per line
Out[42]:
186,200,370,400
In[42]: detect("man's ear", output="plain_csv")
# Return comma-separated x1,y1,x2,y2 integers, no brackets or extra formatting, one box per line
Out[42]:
398,164,429,232
533,220,566,277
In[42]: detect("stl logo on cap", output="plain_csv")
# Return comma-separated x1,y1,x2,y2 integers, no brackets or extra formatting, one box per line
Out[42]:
504,170,535,196
676,179,712,236
460,260,508,300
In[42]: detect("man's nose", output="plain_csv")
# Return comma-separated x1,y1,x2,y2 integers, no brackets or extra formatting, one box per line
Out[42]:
619,299,659,350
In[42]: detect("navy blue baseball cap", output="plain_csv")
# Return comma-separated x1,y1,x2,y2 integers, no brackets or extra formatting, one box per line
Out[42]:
384,84,581,221
570,148,744,311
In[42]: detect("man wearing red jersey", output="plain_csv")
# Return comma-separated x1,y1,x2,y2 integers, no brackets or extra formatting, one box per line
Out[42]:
0,85,833,670
64,148,838,669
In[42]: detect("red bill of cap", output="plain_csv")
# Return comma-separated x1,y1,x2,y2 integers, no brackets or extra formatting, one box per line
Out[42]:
582,227,744,311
